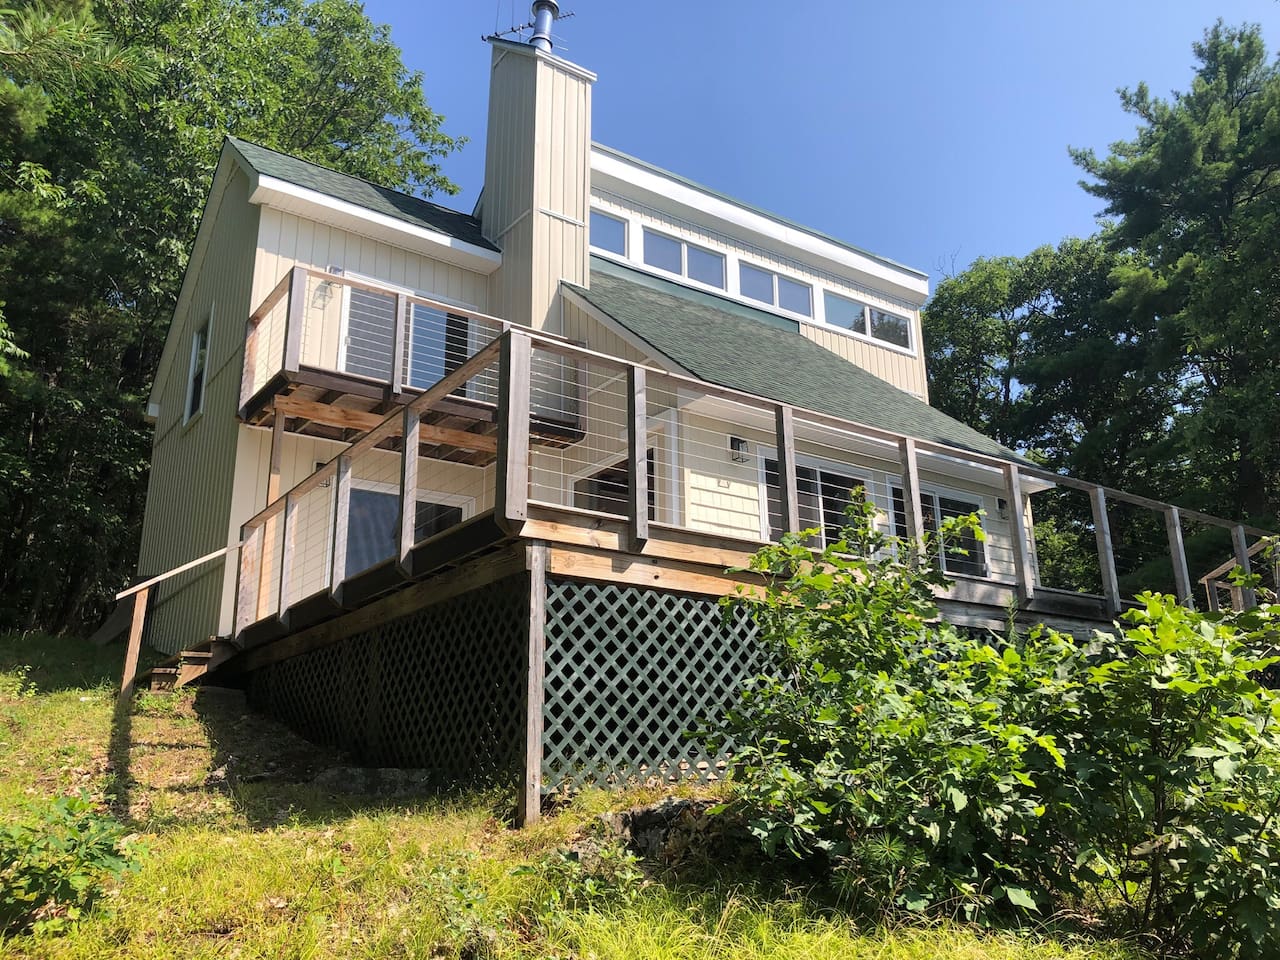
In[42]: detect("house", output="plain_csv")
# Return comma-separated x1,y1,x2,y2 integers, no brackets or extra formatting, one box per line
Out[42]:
129,6,1273,822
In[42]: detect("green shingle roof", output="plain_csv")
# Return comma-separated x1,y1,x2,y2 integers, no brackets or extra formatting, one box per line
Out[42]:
227,137,498,252
568,256,1024,463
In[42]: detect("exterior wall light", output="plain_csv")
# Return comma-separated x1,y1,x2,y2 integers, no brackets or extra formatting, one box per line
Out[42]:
729,436,749,463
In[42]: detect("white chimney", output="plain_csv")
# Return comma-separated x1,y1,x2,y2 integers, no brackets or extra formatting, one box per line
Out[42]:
480,5,596,333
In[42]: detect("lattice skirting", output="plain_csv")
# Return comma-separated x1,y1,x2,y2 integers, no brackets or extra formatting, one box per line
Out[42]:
246,574,530,783
541,578,765,790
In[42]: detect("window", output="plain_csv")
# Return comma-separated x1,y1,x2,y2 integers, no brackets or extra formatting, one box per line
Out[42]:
574,452,657,518
740,263,812,317
777,275,813,317
739,262,774,304
344,486,469,578
407,304,470,390
870,308,911,348
824,291,867,332
764,458,865,547
686,244,726,288
642,229,683,273
823,291,912,349
590,210,627,255
185,317,210,423
890,487,987,577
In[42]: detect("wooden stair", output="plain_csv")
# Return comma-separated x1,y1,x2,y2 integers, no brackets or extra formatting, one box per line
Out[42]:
135,638,236,693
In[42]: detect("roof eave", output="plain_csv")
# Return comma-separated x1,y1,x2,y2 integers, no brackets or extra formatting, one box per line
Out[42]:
246,174,502,275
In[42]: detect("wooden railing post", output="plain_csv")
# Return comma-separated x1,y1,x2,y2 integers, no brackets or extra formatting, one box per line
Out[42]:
391,292,408,395
774,405,800,535
1002,463,1035,601
277,492,297,616
1091,486,1122,616
283,265,306,375
234,523,262,643
240,316,258,413
118,587,150,703
898,437,926,552
330,454,353,601
1232,524,1257,610
496,331,532,533
397,407,420,575
1165,506,1194,608
626,365,649,550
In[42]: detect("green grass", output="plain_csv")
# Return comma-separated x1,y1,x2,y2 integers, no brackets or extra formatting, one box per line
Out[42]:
0,632,1146,959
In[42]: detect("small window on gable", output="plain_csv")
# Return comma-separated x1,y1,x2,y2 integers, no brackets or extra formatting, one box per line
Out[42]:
590,210,627,255
185,315,210,423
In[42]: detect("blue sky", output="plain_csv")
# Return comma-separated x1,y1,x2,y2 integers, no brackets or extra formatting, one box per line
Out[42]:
365,1,1280,285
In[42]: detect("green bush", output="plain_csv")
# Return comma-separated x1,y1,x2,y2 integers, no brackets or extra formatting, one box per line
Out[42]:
706,507,1280,957
0,793,141,935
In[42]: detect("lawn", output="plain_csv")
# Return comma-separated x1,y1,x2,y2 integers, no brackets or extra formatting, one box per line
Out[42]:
0,632,1145,959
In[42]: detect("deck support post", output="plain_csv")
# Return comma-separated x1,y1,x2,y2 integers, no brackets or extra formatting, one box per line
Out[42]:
1091,486,1122,617
897,437,926,554
283,265,306,375
397,407,420,575
330,454,353,601
626,366,649,550
496,332,532,533
1164,507,1194,608
518,542,548,827
256,410,286,620
774,405,800,535
118,586,150,703
1232,524,1256,610
1002,463,1035,602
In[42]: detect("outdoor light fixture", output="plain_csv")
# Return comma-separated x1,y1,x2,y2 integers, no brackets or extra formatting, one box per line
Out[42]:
997,497,1009,520
729,436,749,463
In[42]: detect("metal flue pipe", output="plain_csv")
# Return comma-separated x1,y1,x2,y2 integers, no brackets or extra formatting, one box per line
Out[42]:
530,0,559,52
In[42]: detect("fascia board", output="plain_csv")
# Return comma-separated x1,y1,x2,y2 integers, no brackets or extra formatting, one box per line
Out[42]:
590,149,930,305
248,175,503,276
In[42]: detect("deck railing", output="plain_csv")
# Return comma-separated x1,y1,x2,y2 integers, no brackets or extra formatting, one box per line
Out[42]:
239,267,512,415
232,328,1278,641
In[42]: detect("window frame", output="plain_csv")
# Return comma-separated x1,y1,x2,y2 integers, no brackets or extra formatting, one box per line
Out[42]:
589,209,628,256
738,260,814,320
888,481,989,578
338,476,477,583
758,449,874,548
184,310,212,425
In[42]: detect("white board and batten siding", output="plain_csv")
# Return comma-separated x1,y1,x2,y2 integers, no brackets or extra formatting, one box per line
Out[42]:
137,166,261,654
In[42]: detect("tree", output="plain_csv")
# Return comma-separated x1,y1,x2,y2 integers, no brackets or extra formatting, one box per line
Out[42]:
1072,20,1280,523
0,0,462,632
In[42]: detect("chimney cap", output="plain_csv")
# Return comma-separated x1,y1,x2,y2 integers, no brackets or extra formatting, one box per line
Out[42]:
530,1,559,52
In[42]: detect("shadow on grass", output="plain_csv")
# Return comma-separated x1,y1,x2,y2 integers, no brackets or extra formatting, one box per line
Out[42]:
185,684,514,830
0,631,165,694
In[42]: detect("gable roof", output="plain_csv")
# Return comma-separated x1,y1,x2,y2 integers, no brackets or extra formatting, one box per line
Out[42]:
227,137,498,252
566,257,1025,464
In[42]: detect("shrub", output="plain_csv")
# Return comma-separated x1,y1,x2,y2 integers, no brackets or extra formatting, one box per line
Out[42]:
0,793,141,935
705,505,1280,957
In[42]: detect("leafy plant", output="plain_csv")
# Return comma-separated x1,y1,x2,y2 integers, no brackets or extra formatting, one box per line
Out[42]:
515,839,645,920
0,793,141,934
707,503,1280,956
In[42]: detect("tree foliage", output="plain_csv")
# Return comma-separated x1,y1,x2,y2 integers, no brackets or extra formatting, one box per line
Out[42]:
923,21,1280,529
0,0,461,632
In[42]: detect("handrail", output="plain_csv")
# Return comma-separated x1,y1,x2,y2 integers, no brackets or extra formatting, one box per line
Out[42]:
1199,537,1274,585
117,541,244,600
233,325,1278,638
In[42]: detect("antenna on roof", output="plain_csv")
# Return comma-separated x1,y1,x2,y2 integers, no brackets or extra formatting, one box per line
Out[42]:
483,1,574,51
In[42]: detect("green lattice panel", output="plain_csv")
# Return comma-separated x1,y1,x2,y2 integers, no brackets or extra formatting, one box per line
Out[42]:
248,574,529,783
542,578,764,790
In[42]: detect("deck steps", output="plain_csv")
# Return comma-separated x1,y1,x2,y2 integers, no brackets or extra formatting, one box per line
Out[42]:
135,637,236,692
